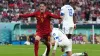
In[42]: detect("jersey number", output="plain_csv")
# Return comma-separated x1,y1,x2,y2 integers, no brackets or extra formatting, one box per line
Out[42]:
68,9,73,16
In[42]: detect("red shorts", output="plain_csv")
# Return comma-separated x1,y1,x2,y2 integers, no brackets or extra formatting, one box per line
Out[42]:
36,32,51,41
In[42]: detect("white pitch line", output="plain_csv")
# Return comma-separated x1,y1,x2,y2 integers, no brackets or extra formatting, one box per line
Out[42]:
73,49,100,51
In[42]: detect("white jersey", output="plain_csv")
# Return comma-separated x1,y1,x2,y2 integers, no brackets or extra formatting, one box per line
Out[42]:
51,28,71,50
60,5,74,27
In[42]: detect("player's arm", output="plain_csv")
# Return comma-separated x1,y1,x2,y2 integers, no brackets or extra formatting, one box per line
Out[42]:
73,13,76,24
18,12,37,18
73,13,77,29
48,12,61,19
60,7,65,19
58,19,62,29
51,31,59,56
52,41,58,56
58,7,64,28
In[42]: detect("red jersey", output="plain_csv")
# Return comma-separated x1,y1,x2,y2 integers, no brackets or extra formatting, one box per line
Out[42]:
19,11,61,36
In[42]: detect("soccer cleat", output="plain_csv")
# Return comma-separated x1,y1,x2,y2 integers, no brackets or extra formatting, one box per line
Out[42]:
84,52,88,56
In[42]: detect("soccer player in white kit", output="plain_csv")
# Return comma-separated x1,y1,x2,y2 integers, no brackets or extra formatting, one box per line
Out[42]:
42,28,88,56
42,28,71,56
60,0,76,39
60,0,76,56
51,28,71,56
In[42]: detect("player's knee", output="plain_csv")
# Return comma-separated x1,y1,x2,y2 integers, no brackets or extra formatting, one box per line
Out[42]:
35,36,41,41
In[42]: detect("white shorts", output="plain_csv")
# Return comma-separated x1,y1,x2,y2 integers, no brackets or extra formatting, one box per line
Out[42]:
62,26,74,34
64,39,72,52
60,39,72,52
64,44,72,52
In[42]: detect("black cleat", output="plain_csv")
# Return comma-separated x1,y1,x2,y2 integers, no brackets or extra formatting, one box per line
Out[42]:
84,52,88,56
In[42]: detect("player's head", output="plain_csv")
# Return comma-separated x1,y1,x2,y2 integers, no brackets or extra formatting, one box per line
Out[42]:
62,0,70,5
39,2,47,13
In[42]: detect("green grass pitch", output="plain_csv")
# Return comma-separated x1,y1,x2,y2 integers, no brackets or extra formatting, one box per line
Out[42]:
0,44,100,56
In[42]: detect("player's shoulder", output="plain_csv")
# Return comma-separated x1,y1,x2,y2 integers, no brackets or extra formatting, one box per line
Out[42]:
45,10,53,15
61,5,72,9
61,6,66,9
65,5,72,8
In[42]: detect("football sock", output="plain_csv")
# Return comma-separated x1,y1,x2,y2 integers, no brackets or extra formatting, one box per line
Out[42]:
46,42,50,56
34,40,39,56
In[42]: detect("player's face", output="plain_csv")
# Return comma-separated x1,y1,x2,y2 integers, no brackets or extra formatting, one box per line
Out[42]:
39,4,46,13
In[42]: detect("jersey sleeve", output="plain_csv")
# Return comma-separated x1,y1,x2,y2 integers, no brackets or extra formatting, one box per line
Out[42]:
60,7,65,16
19,12,37,18
48,11,61,19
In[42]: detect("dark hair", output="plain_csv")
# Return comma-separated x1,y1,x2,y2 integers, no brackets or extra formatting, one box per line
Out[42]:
63,0,70,5
66,0,70,4
39,2,47,6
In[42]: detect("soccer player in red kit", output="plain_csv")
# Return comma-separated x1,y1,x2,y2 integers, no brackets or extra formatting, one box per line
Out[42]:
17,2,61,56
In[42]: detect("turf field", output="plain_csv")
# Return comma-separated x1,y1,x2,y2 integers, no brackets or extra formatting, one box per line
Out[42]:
0,44,100,56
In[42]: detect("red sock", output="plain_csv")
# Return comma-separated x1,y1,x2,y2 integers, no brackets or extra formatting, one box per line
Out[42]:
34,40,39,56
46,42,50,56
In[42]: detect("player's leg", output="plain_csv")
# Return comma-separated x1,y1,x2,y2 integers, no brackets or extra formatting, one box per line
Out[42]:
72,52,88,56
62,26,70,53
62,27,74,56
45,36,51,56
42,43,52,56
67,27,74,56
43,41,50,56
42,36,55,56
67,27,74,42
64,43,72,56
42,48,47,56
34,35,41,56
64,27,74,44
62,26,72,39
